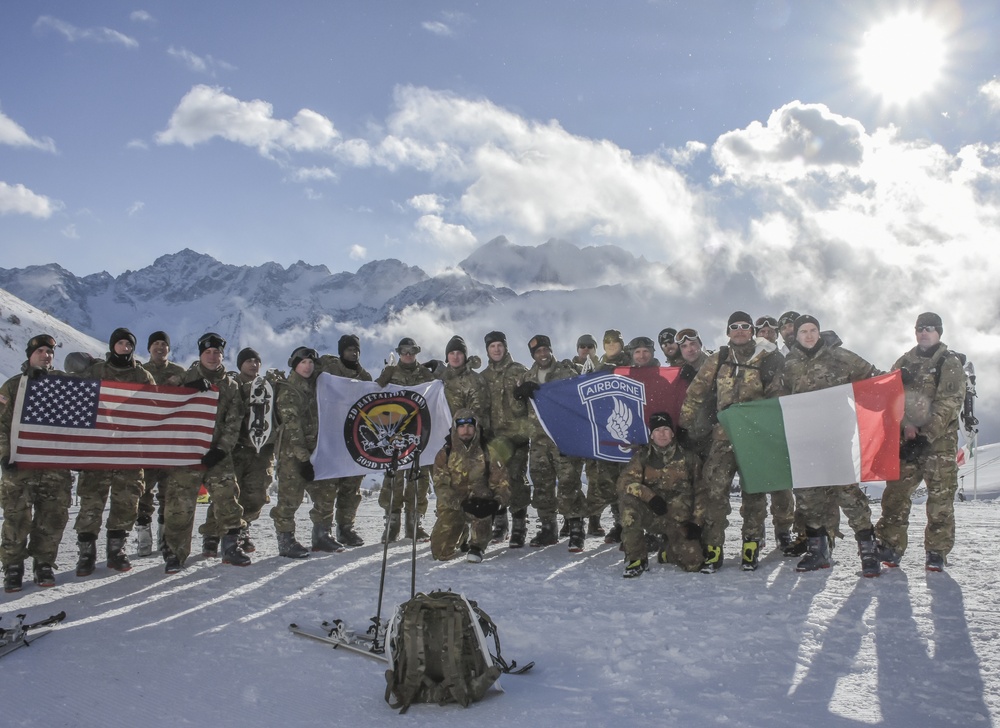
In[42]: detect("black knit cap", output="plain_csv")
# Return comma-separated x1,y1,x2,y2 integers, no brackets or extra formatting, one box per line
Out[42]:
648,411,674,433
288,346,319,370
484,330,507,347
528,334,552,357
25,333,56,358
778,311,801,327
577,334,598,349
147,331,170,351
198,332,227,354
727,311,753,328
446,335,467,356
109,327,137,351
658,328,677,345
915,312,943,333
793,314,821,335
338,334,360,357
237,347,261,369
628,336,655,351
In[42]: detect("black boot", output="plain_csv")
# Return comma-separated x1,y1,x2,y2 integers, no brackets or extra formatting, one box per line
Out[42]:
381,512,401,543
106,531,132,572
277,531,310,559
32,561,56,588
238,527,256,553
529,516,559,547
741,539,762,571
404,511,430,541
336,523,365,547
491,507,509,543
163,548,182,574
856,528,881,578
3,562,24,593
559,519,570,538
311,523,345,553
796,529,831,572
202,535,220,558
568,517,585,553
509,509,527,549
587,515,606,538
222,532,252,566
604,522,623,544
76,534,97,577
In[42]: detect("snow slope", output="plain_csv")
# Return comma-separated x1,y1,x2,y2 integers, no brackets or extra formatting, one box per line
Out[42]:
2,447,998,727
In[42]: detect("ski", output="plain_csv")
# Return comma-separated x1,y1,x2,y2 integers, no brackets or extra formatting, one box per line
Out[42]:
0,611,66,659
289,620,388,662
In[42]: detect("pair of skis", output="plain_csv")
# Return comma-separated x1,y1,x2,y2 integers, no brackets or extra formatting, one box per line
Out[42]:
0,611,66,659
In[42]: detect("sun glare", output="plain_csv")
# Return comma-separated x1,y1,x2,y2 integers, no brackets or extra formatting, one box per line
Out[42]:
859,13,947,104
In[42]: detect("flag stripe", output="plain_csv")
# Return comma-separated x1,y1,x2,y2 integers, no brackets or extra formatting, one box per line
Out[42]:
853,375,904,482
780,384,862,487
716,398,794,492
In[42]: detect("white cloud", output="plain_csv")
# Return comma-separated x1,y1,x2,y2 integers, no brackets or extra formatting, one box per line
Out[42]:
126,138,148,150
0,181,60,218
34,16,138,48
349,244,367,260
981,79,1000,112
0,107,56,152
130,10,155,24
290,166,336,182
665,140,707,167
408,193,443,214
414,214,477,250
167,46,236,75
61,223,79,239
422,21,453,37
127,201,144,216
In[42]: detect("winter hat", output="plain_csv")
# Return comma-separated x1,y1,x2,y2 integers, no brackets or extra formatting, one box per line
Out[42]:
396,337,421,354
198,332,227,354
147,331,170,351
755,316,778,329
528,334,552,357
727,311,754,330
453,407,478,427
778,311,801,327
648,411,675,433
577,334,598,349
237,347,261,369
109,327,137,351
338,334,360,357
446,335,468,356
627,336,655,352
484,331,507,347
915,312,943,334
288,346,319,370
793,314,821,335
603,329,624,346
657,328,677,345
25,333,56,358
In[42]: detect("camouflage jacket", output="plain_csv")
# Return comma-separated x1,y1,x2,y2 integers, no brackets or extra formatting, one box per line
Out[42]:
679,341,783,441
520,358,579,436
781,341,877,394
275,370,319,463
82,358,157,386
142,359,186,385
316,354,373,382
376,360,435,388
432,429,510,512
617,441,699,521
572,353,602,374
599,351,631,372
893,342,965,449
440,363,490,432
179,362,244,454
481,351,529,437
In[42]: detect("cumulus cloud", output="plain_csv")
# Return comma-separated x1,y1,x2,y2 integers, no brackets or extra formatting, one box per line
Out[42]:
34,16,138,48
126,138,148,150
167,46,235,75
981,79,1000,112
421,21,453,36
665,140,707,167
290,166,336,182
130,10,155,24
349,244,367,260
0,107,56,152
0,181,60,218
408,193,443,214
415,214,477,250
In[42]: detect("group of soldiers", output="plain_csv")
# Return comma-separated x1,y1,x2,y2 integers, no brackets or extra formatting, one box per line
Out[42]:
0,308,965,591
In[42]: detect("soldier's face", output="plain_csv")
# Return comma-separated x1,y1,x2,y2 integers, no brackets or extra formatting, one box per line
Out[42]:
660,341,678,358
680,339,702,363
797,324,820,349
727,323,754,345
915,326,941,350
487,341,506,362
399,350,417,364
240,358,261,378
577,344,595,359
533,346,553,368
604,340,622,358
200,347,223,370
447,350,466,368
632,347,653,367
29,346,54,369
456,423,476,442
650,426,674,448
758,325,778,343
114,339,134,356
295,358,315,378
342,346,359,363
780,323,796,346
148,340,169,364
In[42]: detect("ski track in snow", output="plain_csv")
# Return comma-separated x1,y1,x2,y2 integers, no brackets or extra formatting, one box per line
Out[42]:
2,464,999,727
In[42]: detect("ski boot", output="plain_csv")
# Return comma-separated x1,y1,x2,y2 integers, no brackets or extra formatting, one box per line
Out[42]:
529,517,559,547
509,510,528,548
623,557,648,579
277,531,310,559
567,517,585,553
795,529,831,572
587,515,606,538
336,523,365,548
604,522,623,545
221,532,252,566
857,529,881,578
135,521,154,557
238,527,256,553
776,531,794,551
559,519,570,538
311,524,345,553
782,533,809,557
106,532,132,572
700,545,722,574
404,511,430,542
925,550,946,572
76,534,97,577
163,546,182,574
32,561,56,588
3,562,24,593
381,512,401,544
466,545,484,564
741,539,761,572
202,535,220,558
491,507,509,543
878,541,901,568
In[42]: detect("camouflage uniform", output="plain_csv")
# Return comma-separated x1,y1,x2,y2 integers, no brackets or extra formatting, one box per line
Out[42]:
74,358,156,539
481,350,531,512
617,439,702,571
0,365,74,573
876,342,965,558
782,341,880,536
679,341,784,550
584,348,634,528
136,357,187,528
162,362,246,565
430,413,510,560
316,354,372,532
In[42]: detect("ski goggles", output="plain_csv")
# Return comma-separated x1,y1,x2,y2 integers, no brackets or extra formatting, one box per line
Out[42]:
915,325,939,333
674,328,701,344
728,322,753,331
397,346,419,356
455,416,477,426
755,317,779,329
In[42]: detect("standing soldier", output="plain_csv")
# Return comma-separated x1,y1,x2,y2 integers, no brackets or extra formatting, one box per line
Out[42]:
755,316,780,345
572,334,601,373
430,409,510,562
74,328,156,576
375,337,436,543
782,315,883,577
316,334,372,547
777,311,800,354
480,331,531,546
513,335,587,551
271,346,345,557
590,329,632,543
136,330,186,557
876,312,965,572
1,335,74,592
657,328,684,367
161,333,251,572
679,312,784,573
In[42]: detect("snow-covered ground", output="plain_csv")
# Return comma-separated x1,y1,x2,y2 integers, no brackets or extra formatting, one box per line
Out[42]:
3,446,999,727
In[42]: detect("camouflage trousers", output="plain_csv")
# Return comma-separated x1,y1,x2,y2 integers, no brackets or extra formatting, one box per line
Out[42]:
200,445,274,536
270,459,337,533
493,433,530,513
795,484,873,536
529,434,586,519
74,468,144,537
766,489,796,538
620,492,702,571
163,461,245,565
430,507,490,560
378,466,431,516
585,460,622,521
694,440,773,545
0,470,73,569
877,452,958,557
330,475,364,527
136,468,169,525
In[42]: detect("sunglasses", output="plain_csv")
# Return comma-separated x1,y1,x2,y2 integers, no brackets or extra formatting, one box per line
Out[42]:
578,344,595,350
674,328,700,344
728,323,753,331
455,417,477,426
915,326,938,333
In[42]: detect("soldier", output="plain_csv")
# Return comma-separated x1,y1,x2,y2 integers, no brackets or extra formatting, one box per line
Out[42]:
198,347,277,556
679,311,784,573
755,316,780,345
876,312,965,572
782,315,883,576
657,328,684,367
271,346,345,558
628,336,661,368
573,332,605,537
599,329,631,369
375,337,436,542
674,328,713,463
136,330,186,557
618,412,703,577
0,334,74,592
591,329,631,544
161,333,251,572
777,311,800,354
513,335,588,551
315,334,372,547
74,328,156,576
440,335,490,433
572,334,601,374
430,409,510,562
480,331,531,546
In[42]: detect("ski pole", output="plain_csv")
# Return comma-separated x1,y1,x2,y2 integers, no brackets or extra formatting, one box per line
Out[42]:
372,441,400,653
408,448,421,599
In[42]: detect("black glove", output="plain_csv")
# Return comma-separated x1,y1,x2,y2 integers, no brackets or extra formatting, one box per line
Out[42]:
679,363,697,382
27,367,48,380
422,359,442,372
898,367,914,385
675,426,693,449
187,378,213,392
513,381,540,401
0,455,16,474
462,497,501,519
300,461,315,482
900,435,930,463
200,447,226,469
647,495,668,516
683,521,702,541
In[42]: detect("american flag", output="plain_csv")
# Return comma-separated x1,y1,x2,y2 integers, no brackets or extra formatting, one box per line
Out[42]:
10,374,219,470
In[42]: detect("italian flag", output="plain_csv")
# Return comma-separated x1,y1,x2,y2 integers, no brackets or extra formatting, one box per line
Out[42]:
717,371,904,494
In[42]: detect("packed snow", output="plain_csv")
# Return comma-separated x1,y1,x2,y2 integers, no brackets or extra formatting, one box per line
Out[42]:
2,446,998,727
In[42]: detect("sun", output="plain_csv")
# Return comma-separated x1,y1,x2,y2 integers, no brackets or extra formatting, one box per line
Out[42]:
858,13,947,104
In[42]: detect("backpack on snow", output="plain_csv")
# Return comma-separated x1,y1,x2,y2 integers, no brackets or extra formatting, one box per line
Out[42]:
383,590,531,713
